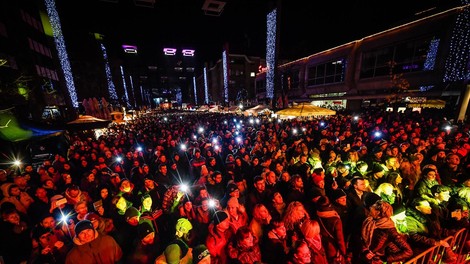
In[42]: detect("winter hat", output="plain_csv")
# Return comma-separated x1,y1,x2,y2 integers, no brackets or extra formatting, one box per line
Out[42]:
371,164,385,174
137,220,154,240
193,244,210,264
32,226,52,240
316,195,333,211
226,182,238,194
312,175,324,186
164,244,182,264
213,210,228,225
124,207,141,221
74,220,94,236
175,218,193,237
363,192,382,209
331,189,347,201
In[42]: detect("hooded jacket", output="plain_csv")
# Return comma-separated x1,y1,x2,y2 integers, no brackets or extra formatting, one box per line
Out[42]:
0,183,33,214
65,230,122,264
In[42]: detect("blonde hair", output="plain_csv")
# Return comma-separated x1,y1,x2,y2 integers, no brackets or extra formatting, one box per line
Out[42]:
283,201,310,231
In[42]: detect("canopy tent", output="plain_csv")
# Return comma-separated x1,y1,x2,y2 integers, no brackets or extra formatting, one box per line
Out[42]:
275,103,336,118
66,115,111,130
0,107,63,142
408,99,446,109
243,104,273,116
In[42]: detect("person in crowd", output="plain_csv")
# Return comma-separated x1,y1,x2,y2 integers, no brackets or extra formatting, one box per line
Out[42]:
227,225,262,263
404,198,452,255
384,171,406,206
249,203,272,241
262,216,289,263
300,219,328,264
268,191,287,219
192,243,211,264
30,224,72,264
286,174,307,205
0,182,34,214
0,205,32,263
127,220,161,264
283,201,310,247
412,167,440,204
206,210,234,264
247,175,270,215
287,239,312,264
226,197,248,233
155,217,194,264
65,219,122,264
315,196,347,263
330,188,349,229
361,200,413,263
84,212,107,235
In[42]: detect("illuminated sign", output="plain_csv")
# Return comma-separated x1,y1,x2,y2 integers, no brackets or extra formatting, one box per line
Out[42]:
182,49,195,57
163,48,177,56
163,48,196,56
122,45,138,54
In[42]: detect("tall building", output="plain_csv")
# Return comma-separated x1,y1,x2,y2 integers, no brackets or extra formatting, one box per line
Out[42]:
0,0,69,120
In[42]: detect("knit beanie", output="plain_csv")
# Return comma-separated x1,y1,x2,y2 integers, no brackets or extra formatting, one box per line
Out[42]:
74,220,94,236
331,189,347,201
124,206,141,221
193,244,210,264
164,244,182,264
137,220,154,240
213,210,228,225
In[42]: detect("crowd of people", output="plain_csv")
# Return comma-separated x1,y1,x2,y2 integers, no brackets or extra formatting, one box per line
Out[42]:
0,107,469,264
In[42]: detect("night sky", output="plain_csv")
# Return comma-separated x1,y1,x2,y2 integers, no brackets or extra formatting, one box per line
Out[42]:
55,0,460,69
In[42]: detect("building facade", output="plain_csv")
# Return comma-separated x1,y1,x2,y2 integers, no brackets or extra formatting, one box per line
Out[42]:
255,5,470,118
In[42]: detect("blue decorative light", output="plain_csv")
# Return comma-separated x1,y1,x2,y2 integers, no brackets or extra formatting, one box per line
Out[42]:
420,85,434,92
193,76,198,105
443,3,470,82
120,66,131,108
44,0,78,108
100,43,118,101
129,75,136,107
204,67,209,104
266,8,277,99
222,50,229,103
424,38,440,71
140,85,144,103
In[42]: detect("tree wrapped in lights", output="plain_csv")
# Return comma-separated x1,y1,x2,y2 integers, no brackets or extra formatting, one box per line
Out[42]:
44,0,78,108
387,60,410,111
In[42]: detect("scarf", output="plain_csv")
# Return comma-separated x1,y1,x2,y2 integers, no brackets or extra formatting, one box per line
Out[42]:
361,216,396,248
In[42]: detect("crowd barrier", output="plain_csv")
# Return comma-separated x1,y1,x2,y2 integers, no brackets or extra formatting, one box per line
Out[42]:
404,228,469,264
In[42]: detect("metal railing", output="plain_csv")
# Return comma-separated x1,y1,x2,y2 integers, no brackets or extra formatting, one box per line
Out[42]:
403,228,470,264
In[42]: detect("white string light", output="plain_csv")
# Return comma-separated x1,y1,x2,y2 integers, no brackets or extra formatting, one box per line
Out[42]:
100,43,118,101
266,8,277,99
222,50,229,103
44,0,78,108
